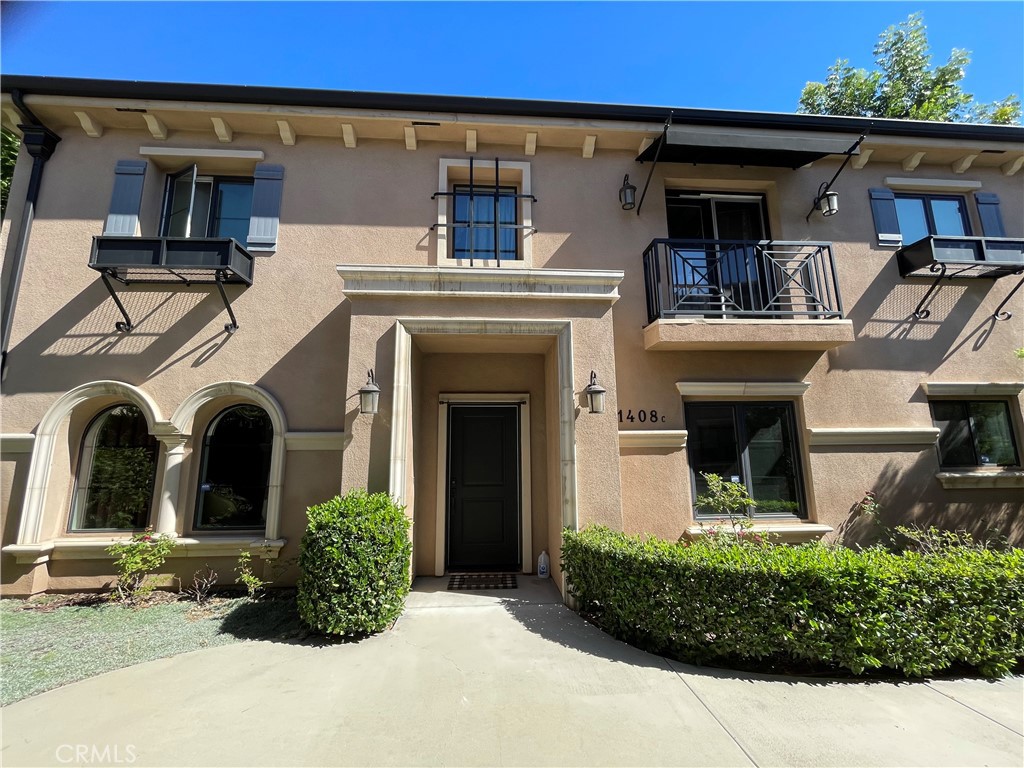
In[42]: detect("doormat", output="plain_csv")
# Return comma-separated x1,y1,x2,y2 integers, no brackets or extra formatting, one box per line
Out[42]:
447,574,518,590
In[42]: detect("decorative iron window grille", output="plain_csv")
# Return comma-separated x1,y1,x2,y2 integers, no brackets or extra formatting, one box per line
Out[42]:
431,157,537,266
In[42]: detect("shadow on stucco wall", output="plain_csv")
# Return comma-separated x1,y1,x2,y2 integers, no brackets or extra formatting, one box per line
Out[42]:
834,455,1024,549
4,281,235,393
257,302,351,431
827,261,1018,374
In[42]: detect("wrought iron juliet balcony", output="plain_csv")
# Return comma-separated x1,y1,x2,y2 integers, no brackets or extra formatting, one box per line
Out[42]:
642,239,844,325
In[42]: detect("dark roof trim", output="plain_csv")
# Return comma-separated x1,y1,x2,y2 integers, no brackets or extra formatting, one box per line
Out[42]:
3,74,1023,143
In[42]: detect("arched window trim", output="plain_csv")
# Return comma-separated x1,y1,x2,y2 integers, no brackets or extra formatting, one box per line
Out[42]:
192,405,274,532
68,404,159,533
171,382,287,540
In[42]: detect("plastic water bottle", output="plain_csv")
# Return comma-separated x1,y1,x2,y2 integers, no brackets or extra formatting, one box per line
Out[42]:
537,550,550,578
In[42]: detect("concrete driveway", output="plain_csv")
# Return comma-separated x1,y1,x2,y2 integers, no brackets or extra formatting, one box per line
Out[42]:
2,577,1022,767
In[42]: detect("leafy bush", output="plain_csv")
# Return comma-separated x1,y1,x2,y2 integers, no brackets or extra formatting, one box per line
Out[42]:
562,525,1024,678
297,490,412,635
107,529,176,604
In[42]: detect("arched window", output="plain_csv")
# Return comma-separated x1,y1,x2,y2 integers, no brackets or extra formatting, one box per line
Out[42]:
194,405,273,530
70,405,159,531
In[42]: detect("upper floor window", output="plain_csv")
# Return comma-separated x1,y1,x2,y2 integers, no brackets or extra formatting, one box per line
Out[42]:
452,184,519,260
894,193,971,244
435,158,534,267
70,405,158,531
103,155,284,253
665,191,770,242
930,400,1020,469
162,165,254,243
869,187,1006,247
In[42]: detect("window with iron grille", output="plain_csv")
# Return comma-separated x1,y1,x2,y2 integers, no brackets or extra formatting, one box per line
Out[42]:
452,184,519,261
433,158,535,265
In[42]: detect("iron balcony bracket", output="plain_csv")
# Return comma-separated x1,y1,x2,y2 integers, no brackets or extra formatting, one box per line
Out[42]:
99,271,134,333
912,262,953,320
98,268,240,334
215,270,240,334
991,271,1024,322
912,262,1022,321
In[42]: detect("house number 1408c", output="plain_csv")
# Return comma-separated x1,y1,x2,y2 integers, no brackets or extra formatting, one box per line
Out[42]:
618,409,666,423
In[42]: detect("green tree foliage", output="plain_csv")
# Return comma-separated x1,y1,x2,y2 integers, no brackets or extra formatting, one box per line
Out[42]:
799,13,1021,125
1,128,20,218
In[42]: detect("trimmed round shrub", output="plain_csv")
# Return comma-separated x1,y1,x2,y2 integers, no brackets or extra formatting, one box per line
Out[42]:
298,490,412,636
562,525,1024,678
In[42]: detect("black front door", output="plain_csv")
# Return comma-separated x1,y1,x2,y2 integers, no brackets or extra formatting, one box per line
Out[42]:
447,405,520,571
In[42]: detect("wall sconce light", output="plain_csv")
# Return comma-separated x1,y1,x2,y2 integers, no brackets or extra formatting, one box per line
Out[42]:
618,175,636,211
358,369,380,415
584,370,606,414
815,182,840,217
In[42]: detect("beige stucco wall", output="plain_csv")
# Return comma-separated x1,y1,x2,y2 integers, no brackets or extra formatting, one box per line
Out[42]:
1,105,1022,594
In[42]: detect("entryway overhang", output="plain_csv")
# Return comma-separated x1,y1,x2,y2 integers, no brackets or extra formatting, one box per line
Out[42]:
636,126,861,169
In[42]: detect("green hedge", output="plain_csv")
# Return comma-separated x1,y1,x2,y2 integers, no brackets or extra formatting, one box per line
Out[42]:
297,490,412,636
562,526,1024,677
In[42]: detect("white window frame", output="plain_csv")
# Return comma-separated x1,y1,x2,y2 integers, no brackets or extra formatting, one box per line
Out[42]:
436,158,533,268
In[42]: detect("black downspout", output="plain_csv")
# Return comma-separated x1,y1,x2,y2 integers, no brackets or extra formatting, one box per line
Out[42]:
1,90,61,380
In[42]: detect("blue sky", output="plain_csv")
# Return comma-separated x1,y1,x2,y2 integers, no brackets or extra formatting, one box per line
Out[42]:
2,2,1022,114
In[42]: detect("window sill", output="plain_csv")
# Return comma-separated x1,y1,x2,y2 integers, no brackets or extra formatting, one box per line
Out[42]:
2,536,286,565
683,523,833,544
936,470,1024,489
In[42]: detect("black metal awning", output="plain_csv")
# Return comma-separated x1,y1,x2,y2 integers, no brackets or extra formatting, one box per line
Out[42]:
636,126,861,169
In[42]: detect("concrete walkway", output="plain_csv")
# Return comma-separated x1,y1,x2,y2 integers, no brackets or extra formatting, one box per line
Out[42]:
2,577,1022,767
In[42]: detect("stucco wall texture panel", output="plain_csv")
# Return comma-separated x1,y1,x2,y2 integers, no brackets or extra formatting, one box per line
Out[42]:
2,79,1023,593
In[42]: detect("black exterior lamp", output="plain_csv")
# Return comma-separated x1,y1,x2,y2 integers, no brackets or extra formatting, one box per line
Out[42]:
804,129,870,222
584,370,607,414
618,175,636,211
358,369,380,415
815,182,840,217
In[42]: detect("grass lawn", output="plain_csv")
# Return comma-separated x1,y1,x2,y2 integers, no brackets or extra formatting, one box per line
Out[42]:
1,592,307,706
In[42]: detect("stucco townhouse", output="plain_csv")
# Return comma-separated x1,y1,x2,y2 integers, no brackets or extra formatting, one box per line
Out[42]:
0,76,1021,597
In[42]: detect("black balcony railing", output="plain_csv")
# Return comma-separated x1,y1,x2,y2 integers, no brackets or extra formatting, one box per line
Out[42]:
896,235,1024,279
642,239,844,325
90,236,255,284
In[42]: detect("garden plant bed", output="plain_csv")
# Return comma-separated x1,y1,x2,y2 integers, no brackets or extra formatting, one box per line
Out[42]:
1,589,310,706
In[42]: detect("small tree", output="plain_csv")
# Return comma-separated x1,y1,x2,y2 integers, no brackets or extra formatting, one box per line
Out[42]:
799,13,1021,125
694,472,757,535
107,529,176,604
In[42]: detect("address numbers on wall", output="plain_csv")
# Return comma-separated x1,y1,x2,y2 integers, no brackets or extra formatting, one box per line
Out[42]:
617,409,666,424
